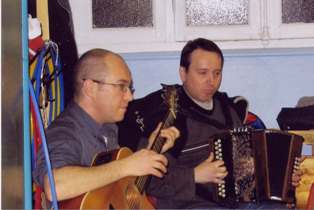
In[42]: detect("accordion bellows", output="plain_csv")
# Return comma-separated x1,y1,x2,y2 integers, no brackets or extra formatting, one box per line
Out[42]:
210,128,303,208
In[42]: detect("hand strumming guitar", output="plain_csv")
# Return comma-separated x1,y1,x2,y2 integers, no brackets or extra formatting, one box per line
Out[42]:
120,149,168,178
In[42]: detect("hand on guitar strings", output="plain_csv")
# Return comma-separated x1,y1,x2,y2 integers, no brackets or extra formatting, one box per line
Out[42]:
147,122,180,153
122,149,169,178
194,152,228,184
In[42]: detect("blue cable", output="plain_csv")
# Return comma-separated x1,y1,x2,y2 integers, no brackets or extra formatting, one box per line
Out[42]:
30,41,64,209
29,79,59,210
31,140,36,171
34,46,46,100
55,51,64,112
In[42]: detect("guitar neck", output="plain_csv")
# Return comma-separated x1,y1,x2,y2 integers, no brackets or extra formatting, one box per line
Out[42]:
135,109,175,194
150,109,175,153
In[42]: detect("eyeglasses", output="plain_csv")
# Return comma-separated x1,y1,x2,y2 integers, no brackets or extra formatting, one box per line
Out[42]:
83,78,135,94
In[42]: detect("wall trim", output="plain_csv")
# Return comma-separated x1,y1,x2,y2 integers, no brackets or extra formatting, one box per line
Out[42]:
122,47,314,61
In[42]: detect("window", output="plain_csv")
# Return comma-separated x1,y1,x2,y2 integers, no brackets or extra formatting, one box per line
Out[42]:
92,0,153,28
268,0,314,40
69,0,169,53
69,0,314,53
174,0,262,41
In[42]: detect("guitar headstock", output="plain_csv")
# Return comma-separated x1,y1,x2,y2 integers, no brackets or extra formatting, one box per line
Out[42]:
161,84,179,119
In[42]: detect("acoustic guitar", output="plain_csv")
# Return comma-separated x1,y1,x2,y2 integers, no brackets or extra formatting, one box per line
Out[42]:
59,85,178,209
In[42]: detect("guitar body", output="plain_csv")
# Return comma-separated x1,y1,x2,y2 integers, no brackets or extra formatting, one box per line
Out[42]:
59,147,155,209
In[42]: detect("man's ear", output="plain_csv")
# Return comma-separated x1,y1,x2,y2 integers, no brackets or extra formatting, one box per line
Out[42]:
82,80,96,99
179,67,187,83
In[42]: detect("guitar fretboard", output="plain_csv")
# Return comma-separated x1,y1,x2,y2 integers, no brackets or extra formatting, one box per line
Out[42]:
135,108,176,194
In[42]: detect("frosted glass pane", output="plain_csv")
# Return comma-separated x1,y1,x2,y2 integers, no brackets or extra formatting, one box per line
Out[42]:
185,0,249,26
282,0,314,23
92,0,153,28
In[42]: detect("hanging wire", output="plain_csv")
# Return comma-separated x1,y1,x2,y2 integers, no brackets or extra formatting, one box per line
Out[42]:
30,79,59,210
30,40,64,210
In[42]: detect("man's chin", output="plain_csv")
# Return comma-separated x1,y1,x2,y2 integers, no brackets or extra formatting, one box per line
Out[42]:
116,113,127,122
199,95,213,102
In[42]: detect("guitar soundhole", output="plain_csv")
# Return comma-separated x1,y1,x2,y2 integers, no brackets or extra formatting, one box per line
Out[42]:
125,184,141,209
109,204,115,210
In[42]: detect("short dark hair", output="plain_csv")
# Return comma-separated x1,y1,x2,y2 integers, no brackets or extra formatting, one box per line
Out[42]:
180,38,224,70
72,48,111,97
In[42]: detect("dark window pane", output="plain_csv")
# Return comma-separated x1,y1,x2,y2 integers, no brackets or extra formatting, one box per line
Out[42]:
92,0,153,28
282,0,314,23
186,0,249,26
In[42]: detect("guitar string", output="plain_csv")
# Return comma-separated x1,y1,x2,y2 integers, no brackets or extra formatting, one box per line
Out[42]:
127,186,135,209
136,116,173,192
135,115,169,191
132,89,177,207
128,137,165,209
130,191,138,209
132,140,164,209
136,138,164,192
131,192,140,209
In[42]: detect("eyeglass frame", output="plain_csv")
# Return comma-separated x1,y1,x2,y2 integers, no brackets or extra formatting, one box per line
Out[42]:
82,78,135,94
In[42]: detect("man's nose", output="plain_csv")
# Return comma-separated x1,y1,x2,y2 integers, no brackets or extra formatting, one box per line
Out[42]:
206,72,214,83
125,88,133,101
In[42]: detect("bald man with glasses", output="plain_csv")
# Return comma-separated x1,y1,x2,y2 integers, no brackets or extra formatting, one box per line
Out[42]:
33,49,180,205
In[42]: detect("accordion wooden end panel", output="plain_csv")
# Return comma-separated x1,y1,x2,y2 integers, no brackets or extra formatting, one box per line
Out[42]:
210,129,304,207
252,130,303,203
